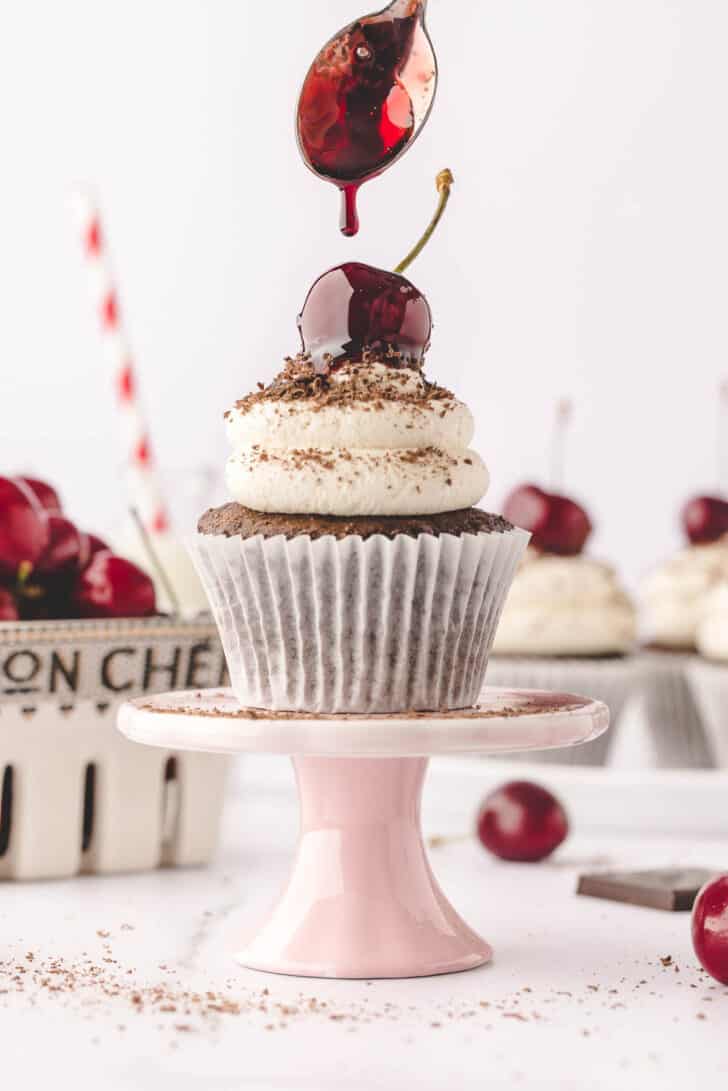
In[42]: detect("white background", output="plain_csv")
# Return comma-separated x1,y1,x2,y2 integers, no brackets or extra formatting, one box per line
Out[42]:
1,0,727,586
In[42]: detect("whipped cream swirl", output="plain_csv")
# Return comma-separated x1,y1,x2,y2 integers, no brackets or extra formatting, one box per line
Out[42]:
225,361,488,516
492,549,637,656
696,582,728,662
642,541,728,649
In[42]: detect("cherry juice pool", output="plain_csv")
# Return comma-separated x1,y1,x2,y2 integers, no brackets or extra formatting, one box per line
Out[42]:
296,0,436,236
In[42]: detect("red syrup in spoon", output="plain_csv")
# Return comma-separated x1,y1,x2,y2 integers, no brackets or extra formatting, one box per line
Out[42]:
296,0,437,236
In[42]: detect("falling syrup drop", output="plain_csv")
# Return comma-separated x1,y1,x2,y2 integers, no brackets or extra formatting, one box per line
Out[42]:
296,0,437,237
340,184,360,237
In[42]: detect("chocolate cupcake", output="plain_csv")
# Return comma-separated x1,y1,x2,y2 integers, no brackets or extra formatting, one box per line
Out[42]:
683,571,728,768
638,496,728,768
487,484,639,765
191,347,528,714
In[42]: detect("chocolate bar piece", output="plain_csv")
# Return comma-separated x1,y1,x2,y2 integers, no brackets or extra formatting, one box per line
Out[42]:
576,868,719,911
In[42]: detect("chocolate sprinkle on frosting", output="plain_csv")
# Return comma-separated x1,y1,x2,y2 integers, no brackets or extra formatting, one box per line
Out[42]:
228,354,454,417
198,503,513,542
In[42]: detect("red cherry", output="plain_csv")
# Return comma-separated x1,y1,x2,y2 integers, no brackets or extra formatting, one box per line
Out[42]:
501,484,551,537
16,477,62,514
298,262,431,370
71,551,156,619
78,532,109,571
503,483,592,556
0,588,18,621
0,476,49,579
692,875,728,984
36,516,84,575
682,495,728,546
476,781,569,862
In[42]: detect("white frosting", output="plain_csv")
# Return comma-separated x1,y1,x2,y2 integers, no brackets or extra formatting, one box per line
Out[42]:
492,549,637,656
641,542,728,649
226,446,488,517
696,582,728,661
225,363,488,516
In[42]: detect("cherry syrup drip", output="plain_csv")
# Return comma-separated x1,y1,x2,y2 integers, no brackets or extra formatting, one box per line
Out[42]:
296,0,437,236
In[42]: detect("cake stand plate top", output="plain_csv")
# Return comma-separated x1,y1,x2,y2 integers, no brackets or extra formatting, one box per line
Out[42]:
119,687,609,758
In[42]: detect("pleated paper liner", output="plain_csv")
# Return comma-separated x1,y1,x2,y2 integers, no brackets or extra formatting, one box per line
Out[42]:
485,655,642,766
640,650,713,768
190,527,529,714
686,657,728,767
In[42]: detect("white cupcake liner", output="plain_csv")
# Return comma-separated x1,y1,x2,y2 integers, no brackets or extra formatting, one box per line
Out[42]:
188,527,529,713
640,651,713,768
685,659,728,767
484,655,641,766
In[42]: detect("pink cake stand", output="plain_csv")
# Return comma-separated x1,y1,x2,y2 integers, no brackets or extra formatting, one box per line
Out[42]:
118,688,608,980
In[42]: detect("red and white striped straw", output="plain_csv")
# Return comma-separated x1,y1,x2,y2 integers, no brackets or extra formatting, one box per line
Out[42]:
72,190,170,536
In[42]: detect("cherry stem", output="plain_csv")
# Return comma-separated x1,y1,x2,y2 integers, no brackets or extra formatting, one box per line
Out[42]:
129,506,181,617
394,168,454,275
427,832,471,849
550,398,572,491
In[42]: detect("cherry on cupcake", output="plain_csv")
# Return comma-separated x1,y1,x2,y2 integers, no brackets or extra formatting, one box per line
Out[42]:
298,262,432,371
692,875,728,984
72,550,156,619
298,169,453,371
503,483,592,556
682,495,728,546
476,780,569,862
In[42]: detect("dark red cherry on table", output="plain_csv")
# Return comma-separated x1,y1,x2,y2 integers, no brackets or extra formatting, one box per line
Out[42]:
682,495,728,545
476,781,569,862
692,875,728,984
297,0,436,235
298,261,431,370
0,588,18,621
71,550,156,619
0,476,49,579
503,483,592,556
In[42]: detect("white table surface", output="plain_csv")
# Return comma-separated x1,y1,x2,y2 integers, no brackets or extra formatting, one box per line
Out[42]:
1,755,726,1091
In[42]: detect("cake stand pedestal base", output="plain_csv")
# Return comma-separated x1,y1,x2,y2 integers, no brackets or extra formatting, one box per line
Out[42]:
239,756,490,978
118,688,608,980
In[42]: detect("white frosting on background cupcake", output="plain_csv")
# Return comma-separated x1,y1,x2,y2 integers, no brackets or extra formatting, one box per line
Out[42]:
492,549,636,656
224,360,488,516
641,541,728,649
696,582,728,662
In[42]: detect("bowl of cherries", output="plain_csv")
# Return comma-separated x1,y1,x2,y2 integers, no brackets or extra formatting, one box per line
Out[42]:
0,475,229,882
0,475,156,623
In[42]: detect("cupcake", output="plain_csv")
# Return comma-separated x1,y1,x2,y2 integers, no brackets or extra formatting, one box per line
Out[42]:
696,581,728,663
689,563,728,768
191,261,528,713
488,483,638,764
639,495,728,768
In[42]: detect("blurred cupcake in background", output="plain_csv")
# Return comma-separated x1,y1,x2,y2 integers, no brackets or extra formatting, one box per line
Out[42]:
696,581,728,662
684,498,728,768
642,496,728,650
488,481,638,765
639,495,728,768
